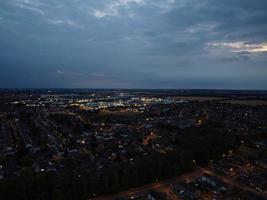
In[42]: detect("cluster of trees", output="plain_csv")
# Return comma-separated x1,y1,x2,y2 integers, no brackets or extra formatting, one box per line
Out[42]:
0,128,239,200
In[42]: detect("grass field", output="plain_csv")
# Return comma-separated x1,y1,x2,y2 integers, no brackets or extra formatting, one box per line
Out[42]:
223,100,267,105
175,96,226,101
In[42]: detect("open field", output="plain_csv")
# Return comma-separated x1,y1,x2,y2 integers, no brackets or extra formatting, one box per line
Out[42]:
222,100,267,105
174,96,226,101
99,110,141,116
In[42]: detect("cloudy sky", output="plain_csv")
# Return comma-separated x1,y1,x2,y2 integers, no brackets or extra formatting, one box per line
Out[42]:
0,0,267,89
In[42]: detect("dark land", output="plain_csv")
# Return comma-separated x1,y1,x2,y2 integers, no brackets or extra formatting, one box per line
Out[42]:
0,89,266,200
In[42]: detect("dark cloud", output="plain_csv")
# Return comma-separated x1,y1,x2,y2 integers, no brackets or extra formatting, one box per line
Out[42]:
0,0,267,89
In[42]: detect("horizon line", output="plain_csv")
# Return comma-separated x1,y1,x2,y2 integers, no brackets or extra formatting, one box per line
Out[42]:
1,88,267,92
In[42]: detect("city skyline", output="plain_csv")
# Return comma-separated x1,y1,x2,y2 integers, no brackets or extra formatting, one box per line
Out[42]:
1,0,267,89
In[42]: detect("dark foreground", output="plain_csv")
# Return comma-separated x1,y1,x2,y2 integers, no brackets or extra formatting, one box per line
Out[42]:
0,89,266,199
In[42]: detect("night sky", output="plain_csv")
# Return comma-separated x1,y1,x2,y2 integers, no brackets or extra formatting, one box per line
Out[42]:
0,0,267,89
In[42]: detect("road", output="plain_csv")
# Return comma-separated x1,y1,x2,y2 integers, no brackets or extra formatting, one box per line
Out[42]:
89,167,204,200
90,167,267,200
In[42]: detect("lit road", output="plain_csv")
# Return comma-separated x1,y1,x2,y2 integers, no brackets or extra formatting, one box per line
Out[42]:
89,167,267,200
89,168,204,200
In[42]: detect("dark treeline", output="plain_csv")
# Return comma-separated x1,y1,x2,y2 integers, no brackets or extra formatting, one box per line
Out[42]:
0,128,239,200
